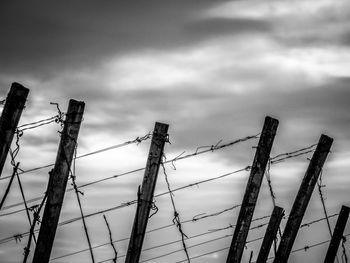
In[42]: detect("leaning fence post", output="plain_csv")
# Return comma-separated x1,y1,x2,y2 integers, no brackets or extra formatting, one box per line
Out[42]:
32,99,85,263
273,134,333,263
0,82,29,178
125,122,169,263
324,205,350,263
226,116,279,263
256,206,284,263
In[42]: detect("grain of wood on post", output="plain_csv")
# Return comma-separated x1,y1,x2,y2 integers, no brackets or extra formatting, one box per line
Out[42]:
226,116,279,263
32,99,85,263
324,205,350,263
274,134,333,263
256,206,284,263
0,83,29,178
125,122,169,263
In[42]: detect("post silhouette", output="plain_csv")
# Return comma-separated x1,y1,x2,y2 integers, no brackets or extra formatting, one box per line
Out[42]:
226,116,279,263
256,206,284,263
324,206,350,263
274,134,333,263
32,100,85,263
0,83,29,177
125,122,169,263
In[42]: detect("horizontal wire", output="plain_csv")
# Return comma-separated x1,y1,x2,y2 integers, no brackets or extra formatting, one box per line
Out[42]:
258,232,350,263
175,232,350,263
0,134,258,213
88,216,270,263
0,167,249,246
174,236,265,263
0,133,152,182
51,203,244,261
0,143,318,245
49,211,341,262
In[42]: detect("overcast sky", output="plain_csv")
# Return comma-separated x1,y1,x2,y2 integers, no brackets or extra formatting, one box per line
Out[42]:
1,1,350,262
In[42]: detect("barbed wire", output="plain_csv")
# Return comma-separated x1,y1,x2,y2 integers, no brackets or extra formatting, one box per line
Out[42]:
0,133,152,182
0,144,319,245
92,214,271,263
48,209,340,262
49,204,242,261
0,133,259,214
140,234,232,263
258,233,350,262
300,213,338,228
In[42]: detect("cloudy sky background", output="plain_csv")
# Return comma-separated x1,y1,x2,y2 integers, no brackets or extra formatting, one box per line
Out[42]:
1,0,350,262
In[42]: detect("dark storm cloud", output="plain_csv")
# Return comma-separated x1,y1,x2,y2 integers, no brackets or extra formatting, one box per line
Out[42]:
79,76,350,164
0,0,226,77
185,17,272,38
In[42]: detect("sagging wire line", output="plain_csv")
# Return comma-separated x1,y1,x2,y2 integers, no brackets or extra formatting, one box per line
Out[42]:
208,215,271,233
161,154,191,262
300,213,338,228
0,143,318,246
103,215,118,263
0,132,152,182
93,215,271,263
175,236,265,263
14,102,64,135
270,144,317,164
257,233,350,263
180,232,350,263
140,234,232,263
50,204,243,261
0,143,320,246
0,165,243,217
0,133,259,214
47,211,334,262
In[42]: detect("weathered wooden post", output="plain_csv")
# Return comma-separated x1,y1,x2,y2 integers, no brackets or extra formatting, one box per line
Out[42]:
324,205,350,263
125,122,169,263
0,83,29,177
226,116,279,263
32,99,85,263
256,206,284,263
273,134,333,263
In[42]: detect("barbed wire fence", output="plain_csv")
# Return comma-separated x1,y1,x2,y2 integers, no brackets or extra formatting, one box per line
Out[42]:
0,96,348,263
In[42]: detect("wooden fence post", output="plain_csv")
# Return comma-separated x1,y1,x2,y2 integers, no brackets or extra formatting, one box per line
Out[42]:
324,205,350,263
273,134,333,263
32,99,85,263
226,116,279,263
256,206,284,263
0,82,29,177
125,122,169,263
